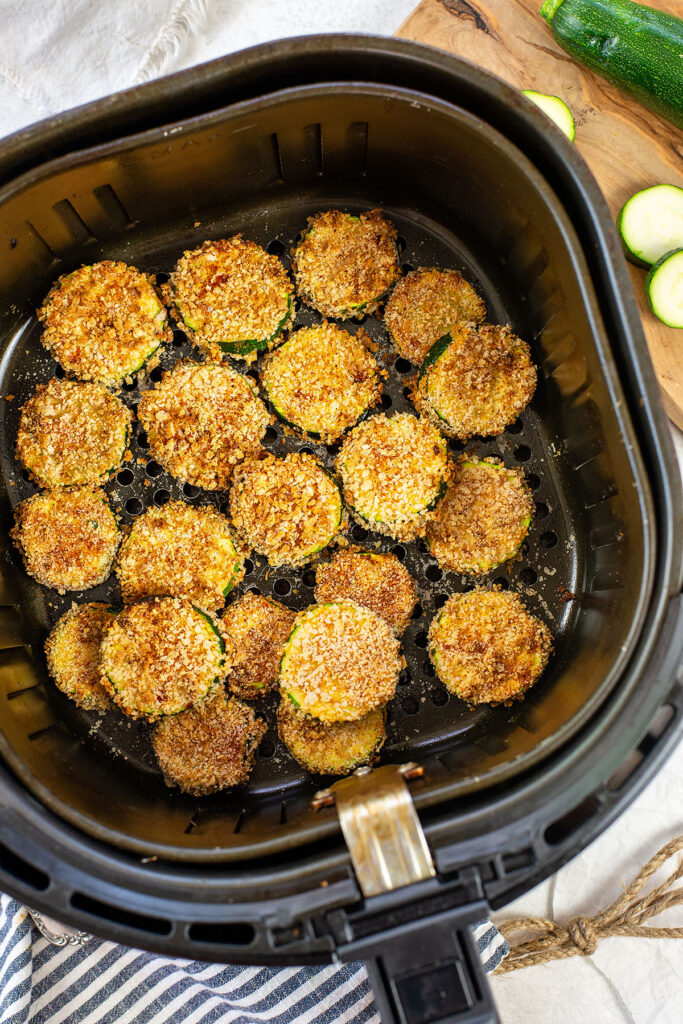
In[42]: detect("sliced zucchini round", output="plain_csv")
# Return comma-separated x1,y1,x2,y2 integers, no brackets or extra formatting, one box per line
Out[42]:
222,592,296,700
292,209,400,318
101,597,225,720
428,590,553,705
279,600,400,723
137,359,271,490
230,452,342,566
314,549,417,634
426,459,533,574
116,500,243,612
617,185,683,268
11,486,120,593
416,324,536,440
646,248,683,328
152,691,267,795
16,378,131,488
37,261,170,385
336,412,448,541
521,90,575,141
45,602,118,711
383,267,486,365
169,237,294,358
262,322,382,442
278,701,386,776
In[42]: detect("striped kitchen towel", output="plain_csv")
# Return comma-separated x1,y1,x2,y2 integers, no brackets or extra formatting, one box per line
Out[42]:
0,893,508,1024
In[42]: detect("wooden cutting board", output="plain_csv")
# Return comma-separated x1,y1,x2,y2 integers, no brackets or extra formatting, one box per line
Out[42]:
397,0,683,429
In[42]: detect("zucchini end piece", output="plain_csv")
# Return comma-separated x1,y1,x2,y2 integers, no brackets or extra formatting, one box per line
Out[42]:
522,90,575,141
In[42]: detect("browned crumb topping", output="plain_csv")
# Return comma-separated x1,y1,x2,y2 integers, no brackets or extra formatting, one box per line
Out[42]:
315,549,417,633
169,237,294,357
230,452,342,566
100,596,225,720
428,590,552,704
427,459,533,574
152,691,267,795
37,261,170,385
278,701,386,775
16,378,131,488
221,592,296,700
116,501,243,612
280,600,400,722
336,413,448,541
262,322,382,442
292,209,400,318
45,602,117,711
416,323,536,440
137,359,271,490
384,268,486,365
11,486,120,593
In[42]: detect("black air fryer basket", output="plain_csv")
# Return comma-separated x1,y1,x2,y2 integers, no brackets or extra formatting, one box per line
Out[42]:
0,36,681,1024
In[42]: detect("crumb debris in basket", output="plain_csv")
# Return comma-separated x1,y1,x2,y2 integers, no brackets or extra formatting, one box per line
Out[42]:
292,209,400,318
384,267,486,365
167,237,294,359
221,592,296,700
414,323,536,439
262,322,383,442
137,359,271,490
314,549,417,633
336,412,449,541
116,501,244,612
428,590,552,704
278,701,386,775
279,600,401,722
230,452,342,566
37,261,171,385
45,602,118,711
11,486,120,592
100,596,226,720
16,378,132,488
427,458,533,574
152,691,267,795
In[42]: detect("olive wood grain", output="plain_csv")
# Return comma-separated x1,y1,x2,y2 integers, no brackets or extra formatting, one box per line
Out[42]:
397,0,683,428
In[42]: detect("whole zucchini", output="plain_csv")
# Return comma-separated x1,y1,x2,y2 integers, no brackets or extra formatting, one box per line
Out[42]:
540,0,683,130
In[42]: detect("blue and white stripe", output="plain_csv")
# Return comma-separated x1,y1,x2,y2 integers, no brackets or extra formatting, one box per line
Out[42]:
0,895,507,1024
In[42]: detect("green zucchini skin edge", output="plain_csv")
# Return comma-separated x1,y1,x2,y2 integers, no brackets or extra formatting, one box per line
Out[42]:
540,0,683,131
617,185,683,268
419,333,453,378
646,248,683,328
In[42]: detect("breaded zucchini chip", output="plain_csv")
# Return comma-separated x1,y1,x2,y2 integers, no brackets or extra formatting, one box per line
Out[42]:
222,592,296,700
45,602,118,711
314,549,417,633
278,701,385,775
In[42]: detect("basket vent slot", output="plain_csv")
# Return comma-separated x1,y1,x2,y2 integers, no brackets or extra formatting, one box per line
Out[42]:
607,703,675,792
71,892,171,935
93,185,134,229
188,921,255,946
0,840,49,891
52,199,94,244
544,795,599,847
270,133,284,183
501,848,536,874
24,222,57,263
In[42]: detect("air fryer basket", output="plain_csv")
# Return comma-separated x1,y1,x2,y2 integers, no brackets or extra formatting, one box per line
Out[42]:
0,37,680,1024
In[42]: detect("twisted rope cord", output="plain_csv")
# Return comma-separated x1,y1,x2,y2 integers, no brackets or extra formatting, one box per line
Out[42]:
495,836,683,972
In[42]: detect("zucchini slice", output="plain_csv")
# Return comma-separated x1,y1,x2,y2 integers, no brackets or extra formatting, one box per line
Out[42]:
416,325,536,440
278,701,386,776
428,590,553,704
100,597,225,720
617,185,683,268
37,261,171,385
426,459,533,574
16,378,131,489
336,413,449,541
222,592,296,700
521,90,575,141
279,601,400,723
292,209,400,319
45,602,118,711
116,500,244,612
314,549,417,634
169,237,294,359
646,248,683,328
262,322,382,442
153,692,267,795
230,452,342,566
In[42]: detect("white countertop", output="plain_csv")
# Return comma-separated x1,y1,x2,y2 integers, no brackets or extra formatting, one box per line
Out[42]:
1,2,681,1021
